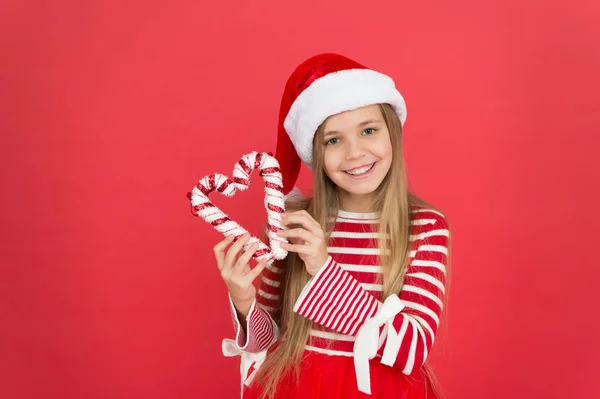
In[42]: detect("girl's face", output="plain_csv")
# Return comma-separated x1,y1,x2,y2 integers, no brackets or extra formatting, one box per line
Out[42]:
320,104,393,210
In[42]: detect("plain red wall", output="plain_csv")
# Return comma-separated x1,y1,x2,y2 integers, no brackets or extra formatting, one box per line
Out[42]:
1,1,599,398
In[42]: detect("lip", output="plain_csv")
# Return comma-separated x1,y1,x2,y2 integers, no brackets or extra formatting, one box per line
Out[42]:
343,162,376,179
344,163,375,173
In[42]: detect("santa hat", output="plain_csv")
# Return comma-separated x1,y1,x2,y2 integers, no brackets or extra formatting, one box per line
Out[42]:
275,53,407,196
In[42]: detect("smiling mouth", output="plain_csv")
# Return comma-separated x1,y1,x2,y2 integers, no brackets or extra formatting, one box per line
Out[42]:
344,163,375,176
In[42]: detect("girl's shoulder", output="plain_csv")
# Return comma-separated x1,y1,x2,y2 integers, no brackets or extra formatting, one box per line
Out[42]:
409,202,450,231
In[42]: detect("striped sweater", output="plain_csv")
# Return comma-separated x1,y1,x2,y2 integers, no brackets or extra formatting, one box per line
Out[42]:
229,207,450,378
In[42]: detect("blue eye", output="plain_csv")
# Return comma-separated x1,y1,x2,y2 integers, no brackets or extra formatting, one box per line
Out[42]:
363,128,376,135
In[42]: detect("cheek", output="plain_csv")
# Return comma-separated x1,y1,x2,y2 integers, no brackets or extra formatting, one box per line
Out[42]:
375,134,393,159
323,147,340,173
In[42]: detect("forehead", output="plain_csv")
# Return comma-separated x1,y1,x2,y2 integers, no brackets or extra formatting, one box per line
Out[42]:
322,104,383,132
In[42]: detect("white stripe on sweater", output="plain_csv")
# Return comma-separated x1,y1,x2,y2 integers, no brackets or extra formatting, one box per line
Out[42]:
403,318,419,374
330,231,384,239
259,304,277,313
417,244,449,256
412,316,429,365
333,218,381,225
405,272,445,294
260,276,281,287
328,247,385,255
411,218,438,226
360,283,384,291
258,289,279,300
266,264,283,273
403,301,440,327
410,228,450,241
411,209,446,217
412,314,435,342
409,260,447,275
396,316,410,365
401,285,443,308
339,263,383,273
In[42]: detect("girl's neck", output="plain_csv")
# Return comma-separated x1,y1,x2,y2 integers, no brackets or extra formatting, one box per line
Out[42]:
338,193,376,214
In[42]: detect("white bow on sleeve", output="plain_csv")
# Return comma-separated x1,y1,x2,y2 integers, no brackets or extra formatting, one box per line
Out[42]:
353,294,405,394
222,338,268,398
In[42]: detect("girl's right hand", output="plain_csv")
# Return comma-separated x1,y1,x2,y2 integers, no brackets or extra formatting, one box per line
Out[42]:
213,233,269,316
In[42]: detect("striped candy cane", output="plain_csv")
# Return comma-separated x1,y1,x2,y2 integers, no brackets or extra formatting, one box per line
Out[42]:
187,151,288,267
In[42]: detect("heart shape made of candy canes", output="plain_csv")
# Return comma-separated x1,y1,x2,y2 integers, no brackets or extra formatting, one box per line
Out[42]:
187,151,288,267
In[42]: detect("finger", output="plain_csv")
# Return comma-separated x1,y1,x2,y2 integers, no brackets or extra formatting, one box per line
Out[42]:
234,242,259,273
213,234,235,253
277,228,317,245
288,236,304,245
298,210,321,228
280,242,311,255
241,262,252,275
281,217,324,237
281,214,322,236
213,235,235,270
245,258,269,282
223,233,250,270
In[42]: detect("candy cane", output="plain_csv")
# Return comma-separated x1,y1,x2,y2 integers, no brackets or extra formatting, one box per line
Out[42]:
187,151,288,267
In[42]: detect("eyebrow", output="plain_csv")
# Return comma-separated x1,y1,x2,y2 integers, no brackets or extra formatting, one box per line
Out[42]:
323,119,384,138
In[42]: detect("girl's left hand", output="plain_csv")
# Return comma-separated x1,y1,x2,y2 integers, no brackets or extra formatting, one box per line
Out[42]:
277,210,329,276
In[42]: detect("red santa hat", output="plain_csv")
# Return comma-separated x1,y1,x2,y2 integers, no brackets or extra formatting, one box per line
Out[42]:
275,53,408,196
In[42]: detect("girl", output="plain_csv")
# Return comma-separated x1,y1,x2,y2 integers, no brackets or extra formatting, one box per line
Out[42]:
214,53,452,398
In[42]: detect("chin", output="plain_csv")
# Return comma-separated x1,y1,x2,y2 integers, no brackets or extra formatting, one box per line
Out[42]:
337,181,383,197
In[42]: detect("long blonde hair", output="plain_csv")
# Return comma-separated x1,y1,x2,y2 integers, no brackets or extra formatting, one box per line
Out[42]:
253,103,449,398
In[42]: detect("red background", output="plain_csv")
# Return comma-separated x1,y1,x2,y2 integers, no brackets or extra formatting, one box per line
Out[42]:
1,1,599,398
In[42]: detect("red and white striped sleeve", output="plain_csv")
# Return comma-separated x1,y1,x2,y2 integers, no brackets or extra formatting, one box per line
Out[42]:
228,259,284,353
293,211,450,375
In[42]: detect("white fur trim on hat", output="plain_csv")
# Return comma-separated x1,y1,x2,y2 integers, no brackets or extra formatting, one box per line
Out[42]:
283,186,305,201
283,68,407,169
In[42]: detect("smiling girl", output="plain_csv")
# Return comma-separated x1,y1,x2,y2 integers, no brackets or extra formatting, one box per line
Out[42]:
213,53,452,398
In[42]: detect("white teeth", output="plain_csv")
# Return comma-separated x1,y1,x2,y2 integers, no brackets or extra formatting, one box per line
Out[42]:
346,164,374,175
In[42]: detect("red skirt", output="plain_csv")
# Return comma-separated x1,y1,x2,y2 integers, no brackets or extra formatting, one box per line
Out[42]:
242,345,440,399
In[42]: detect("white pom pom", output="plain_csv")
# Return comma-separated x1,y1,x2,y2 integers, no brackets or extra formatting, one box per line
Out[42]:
284,186,305,201
271,244,288,260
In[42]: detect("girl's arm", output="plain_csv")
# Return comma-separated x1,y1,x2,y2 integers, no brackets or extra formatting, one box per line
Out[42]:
228,226,283,354
292,210,450,376
228,263,282,353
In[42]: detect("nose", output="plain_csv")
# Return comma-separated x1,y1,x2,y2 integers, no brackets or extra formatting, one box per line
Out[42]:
345,137,365,160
